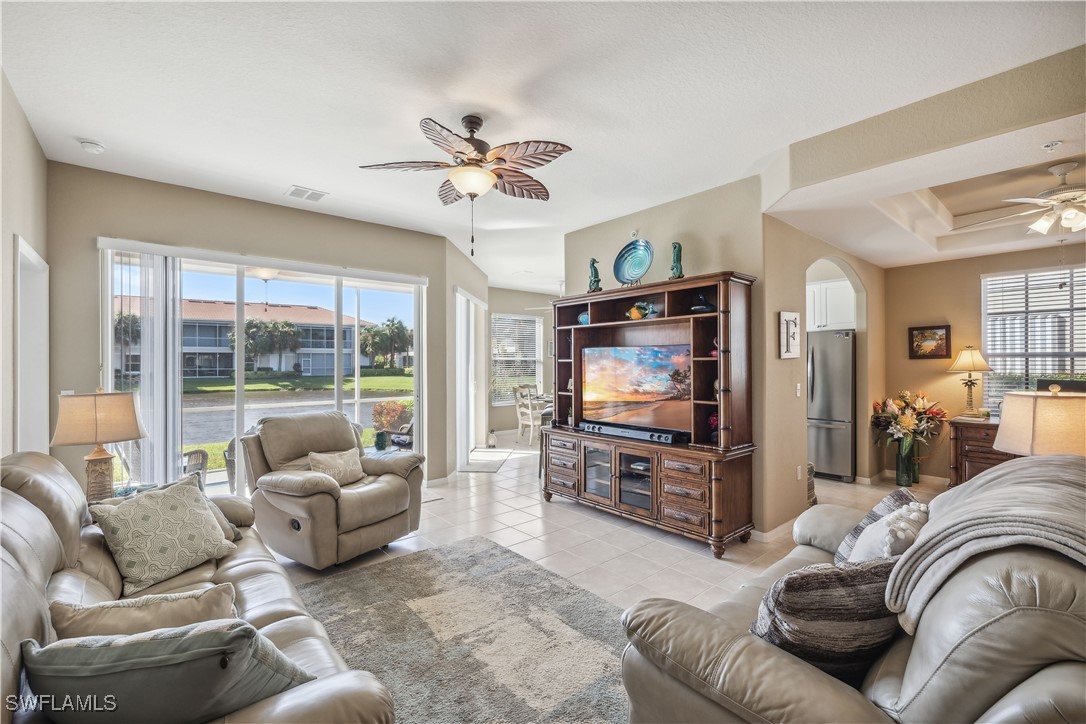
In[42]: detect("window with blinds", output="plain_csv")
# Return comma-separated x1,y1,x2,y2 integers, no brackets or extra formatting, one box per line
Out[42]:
491,314,543,406
982,265,1086,408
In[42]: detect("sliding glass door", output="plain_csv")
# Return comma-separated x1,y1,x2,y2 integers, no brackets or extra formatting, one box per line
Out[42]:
103,245,423,495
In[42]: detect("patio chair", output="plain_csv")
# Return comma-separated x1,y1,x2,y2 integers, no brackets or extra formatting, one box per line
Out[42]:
181,448,209,490
381,422,414,451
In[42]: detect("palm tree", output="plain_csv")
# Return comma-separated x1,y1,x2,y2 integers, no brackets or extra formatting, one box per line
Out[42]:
382,318,410,369
114,312,141,384
229,318,274,366
268,321,303,373
358,324,389,368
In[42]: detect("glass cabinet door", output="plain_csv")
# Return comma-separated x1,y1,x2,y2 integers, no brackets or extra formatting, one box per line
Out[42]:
582,443,613,504
617,449,653,516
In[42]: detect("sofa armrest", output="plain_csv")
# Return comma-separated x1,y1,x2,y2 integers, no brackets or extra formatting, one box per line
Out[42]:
256,471,341,499
791,504,866,554
208,494,256,527
218,670,394,723
360,452,425,479
621,598,890,723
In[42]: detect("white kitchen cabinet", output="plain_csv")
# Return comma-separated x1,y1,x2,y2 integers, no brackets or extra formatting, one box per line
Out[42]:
806,279,856,331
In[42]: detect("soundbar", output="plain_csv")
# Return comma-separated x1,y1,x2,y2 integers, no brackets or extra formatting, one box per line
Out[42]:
579,422,689,445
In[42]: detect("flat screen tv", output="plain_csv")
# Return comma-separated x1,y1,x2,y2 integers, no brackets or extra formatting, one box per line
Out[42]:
582,345,692,432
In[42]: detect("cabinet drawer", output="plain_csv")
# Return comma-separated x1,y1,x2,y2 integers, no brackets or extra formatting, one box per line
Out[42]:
962,443,1013,460
546,472,577,492
660,479,709,506
659,503,709,535
660,455,708,481
548,435,577,452
548,454,577,473
959,426,998,445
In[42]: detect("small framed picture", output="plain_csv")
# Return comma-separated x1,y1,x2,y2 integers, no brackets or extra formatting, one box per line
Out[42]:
779,312,801,359
909,325,951,360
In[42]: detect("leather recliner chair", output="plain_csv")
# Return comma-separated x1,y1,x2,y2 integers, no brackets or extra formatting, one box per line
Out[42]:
241,410,424,570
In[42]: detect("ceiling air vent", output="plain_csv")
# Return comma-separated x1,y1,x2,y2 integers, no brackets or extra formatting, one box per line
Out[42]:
285,185,328,202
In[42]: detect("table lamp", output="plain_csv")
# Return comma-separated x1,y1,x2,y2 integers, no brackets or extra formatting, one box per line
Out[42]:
946,346,992,417
50,388,147,501
993,388,1086,456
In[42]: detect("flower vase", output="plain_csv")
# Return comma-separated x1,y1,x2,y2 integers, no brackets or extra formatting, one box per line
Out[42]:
895,444,915,487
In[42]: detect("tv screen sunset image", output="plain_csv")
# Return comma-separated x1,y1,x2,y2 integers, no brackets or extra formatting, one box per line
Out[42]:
582,345,692,430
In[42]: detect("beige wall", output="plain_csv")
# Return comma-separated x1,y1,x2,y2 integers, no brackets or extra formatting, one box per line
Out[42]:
565,177,775,528
884,242,1086,480
1,72,49,455
790,46,1086,188
487,286,555,432
45,162,478,482
762,217,886,525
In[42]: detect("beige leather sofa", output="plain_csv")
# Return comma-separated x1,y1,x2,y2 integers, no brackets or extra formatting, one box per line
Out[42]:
241,411,424,570
1,451,394,724
621,502,1085,723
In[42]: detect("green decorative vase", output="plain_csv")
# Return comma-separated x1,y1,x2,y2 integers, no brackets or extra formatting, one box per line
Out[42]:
895,443,915,487
374,431,389,451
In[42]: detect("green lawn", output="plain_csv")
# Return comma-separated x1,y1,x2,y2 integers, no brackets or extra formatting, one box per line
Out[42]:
183,375,414,395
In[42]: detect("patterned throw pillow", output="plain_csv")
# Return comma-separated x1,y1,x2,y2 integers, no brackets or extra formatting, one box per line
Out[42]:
309,448,365,485
90,484,237,596
50,583,237,639
834,488,918,564
750,558,900,688
94,474,241,542
848,501,929,562
22,618,314,723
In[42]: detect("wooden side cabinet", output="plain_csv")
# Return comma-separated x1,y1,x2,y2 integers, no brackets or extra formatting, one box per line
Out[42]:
948,417,1019,487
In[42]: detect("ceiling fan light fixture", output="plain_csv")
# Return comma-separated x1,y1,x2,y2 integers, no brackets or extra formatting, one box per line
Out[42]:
1029,211,1059,235
448,165,497,197
1060,207,1086,226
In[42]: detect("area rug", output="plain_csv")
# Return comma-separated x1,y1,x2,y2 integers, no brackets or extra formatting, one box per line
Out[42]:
459,447,513,473
296,536,628,723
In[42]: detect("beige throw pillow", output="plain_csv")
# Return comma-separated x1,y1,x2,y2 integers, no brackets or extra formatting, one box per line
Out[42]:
309,448,365,485
94,474,241,542
848,501,929,561
50,583,237,639
90,484,237,596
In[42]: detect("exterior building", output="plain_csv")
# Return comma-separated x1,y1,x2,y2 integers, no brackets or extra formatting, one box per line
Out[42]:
114,297,377,377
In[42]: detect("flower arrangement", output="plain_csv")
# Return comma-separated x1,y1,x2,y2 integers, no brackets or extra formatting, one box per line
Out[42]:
871,390,948,457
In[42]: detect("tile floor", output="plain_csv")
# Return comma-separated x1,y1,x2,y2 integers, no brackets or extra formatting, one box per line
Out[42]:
279,432,945,612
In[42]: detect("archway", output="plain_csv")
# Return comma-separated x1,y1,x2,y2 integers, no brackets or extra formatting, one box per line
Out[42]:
805,257,869,485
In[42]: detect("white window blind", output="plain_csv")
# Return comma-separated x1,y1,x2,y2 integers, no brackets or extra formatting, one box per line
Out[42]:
491,314,542,406
983,266,1085,407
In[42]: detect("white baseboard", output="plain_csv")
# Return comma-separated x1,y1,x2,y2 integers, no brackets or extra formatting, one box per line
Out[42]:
879,469,950,486
853,475,873,485
749,517,796,543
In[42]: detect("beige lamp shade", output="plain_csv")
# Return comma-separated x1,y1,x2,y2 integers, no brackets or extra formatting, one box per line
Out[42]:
993,391,1086,456
947,346,992,373
51,390,147,447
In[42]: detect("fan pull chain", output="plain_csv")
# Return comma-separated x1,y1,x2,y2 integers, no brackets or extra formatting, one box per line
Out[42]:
470,195,475,257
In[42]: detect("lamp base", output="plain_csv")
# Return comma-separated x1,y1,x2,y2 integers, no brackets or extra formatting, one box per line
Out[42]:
85,448,115,502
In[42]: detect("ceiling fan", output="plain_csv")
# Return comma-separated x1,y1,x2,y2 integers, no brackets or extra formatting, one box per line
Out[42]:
359,115,571,206
958,162,1086,234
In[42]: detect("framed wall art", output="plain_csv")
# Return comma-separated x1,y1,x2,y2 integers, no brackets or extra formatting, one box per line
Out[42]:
908,325,951,360
779,311,801,359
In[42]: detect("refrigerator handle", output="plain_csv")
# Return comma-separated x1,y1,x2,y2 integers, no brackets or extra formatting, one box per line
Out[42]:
807,344,815,404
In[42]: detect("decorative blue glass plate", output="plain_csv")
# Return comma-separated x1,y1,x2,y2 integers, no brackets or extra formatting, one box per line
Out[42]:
614,239,654,284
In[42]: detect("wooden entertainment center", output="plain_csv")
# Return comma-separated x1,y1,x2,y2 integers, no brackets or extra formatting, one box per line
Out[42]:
541,271,756,558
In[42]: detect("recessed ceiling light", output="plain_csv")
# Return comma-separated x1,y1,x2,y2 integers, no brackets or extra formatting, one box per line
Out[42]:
79,139,106,155
1042,141,1062,153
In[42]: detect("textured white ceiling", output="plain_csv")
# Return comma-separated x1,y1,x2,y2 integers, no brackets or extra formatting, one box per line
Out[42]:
3,2,1084,292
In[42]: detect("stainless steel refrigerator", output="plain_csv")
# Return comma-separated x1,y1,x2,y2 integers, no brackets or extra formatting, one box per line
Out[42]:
807,330,856,481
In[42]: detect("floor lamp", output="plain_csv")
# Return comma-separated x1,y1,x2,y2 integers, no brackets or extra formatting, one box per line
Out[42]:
50,388,147,502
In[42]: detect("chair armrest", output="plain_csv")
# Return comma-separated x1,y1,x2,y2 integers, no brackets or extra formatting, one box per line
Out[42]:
791,504,866,554
360,452,425,479
208,494,256,528
256,471,341,499
218,670,394,723
621,597,890,723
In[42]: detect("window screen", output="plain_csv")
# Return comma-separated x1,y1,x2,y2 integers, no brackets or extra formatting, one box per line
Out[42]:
491,314,542,406
983,266,1085,407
